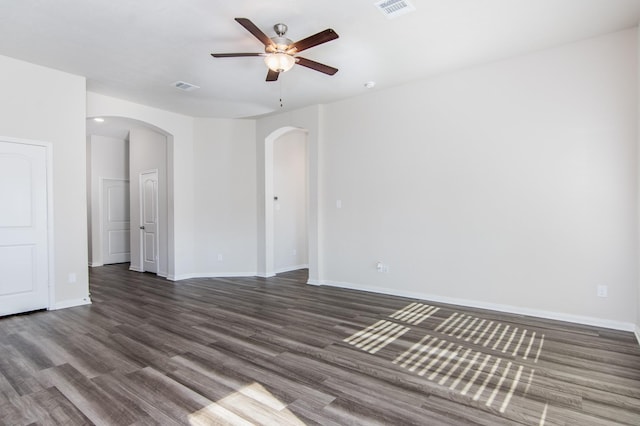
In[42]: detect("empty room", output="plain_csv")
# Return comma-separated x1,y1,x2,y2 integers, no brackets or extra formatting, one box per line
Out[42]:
1,0,640,424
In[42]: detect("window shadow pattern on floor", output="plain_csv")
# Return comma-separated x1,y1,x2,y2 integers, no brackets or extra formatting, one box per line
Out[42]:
343,302,548,423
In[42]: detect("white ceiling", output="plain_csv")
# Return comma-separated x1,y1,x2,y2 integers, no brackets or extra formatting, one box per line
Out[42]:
2,0,639,119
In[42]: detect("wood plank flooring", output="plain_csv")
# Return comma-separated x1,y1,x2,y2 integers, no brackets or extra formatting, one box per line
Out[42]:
1,264,640,425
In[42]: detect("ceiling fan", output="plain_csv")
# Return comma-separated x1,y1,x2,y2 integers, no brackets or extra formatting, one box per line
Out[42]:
211,18,339,82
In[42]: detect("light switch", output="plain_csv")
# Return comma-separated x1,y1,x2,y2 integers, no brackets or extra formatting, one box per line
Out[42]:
336,200,342,209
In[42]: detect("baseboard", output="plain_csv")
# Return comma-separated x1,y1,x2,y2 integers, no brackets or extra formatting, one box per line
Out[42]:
170,269,305,281
129,265,144,273
50,296,92,310
256,272,276,278
635,326,640,346
168,272,258,281
317,280,636,332
88,262,103,268
275,264,309,274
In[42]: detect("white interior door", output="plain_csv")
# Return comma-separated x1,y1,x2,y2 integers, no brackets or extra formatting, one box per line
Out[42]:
102,178,130,264
0,140,49,316
140,170,158,273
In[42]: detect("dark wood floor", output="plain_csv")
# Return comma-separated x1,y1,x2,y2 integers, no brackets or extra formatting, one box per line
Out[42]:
1,264,640,425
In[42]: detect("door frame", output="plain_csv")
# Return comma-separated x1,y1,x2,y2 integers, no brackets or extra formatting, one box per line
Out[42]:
0,135,54,310
138,169,159,273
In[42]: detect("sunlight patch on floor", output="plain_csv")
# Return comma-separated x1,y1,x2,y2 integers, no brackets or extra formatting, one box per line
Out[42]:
189,382,305,426
344,303,550,419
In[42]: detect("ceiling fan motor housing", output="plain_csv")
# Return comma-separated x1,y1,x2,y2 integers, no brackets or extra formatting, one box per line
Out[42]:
274,23,288,36
266,37,293,53
266,23,294,54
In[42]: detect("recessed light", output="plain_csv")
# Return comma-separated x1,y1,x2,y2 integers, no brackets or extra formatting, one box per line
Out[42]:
364,81,376,89
93,117,105,122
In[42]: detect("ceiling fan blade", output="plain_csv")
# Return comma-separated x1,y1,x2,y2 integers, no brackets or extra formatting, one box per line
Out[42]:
235,18,274,48
266,69,279,82
289,29,338,53
211,53,265,58
296,57,338,75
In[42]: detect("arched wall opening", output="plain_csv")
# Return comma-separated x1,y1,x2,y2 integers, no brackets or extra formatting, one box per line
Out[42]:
262,126,312,278
256,105,323,283
86,115,174,278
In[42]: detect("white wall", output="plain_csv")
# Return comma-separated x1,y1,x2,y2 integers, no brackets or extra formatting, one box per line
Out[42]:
86,27,639,333
0,54,89,308
319,29,638,329
87,134,129,266
190,118,257,277
274,130,308,272
129,127,168,276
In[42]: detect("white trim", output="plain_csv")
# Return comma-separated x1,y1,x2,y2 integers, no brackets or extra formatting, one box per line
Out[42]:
307,279,321,286
274,264,309,274
168,272,259,281
635,326,640,346
45,140,55,312
257,272,276,278
89,262,104,267
129,264,144,272
49,297,92,310
316,280,636,332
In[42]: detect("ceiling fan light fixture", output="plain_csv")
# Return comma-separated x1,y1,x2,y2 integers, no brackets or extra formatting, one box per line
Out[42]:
264,52,295,73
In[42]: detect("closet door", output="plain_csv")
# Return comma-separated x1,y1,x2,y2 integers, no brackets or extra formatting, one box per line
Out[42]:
0,139,49,316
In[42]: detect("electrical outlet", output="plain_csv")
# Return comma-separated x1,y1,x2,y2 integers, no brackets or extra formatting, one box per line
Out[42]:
376,262,389,273
292,249,297,256
68,273,77,283
217,254,223,261
597,285,608,298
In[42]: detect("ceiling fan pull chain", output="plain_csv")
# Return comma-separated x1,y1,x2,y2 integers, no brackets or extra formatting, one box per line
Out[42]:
279,77,284,108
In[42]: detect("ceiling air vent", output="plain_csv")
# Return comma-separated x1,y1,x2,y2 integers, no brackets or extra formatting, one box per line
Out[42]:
172,81,200,91
374,0,416,19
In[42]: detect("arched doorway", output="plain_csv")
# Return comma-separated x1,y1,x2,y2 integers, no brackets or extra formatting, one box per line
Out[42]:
273,129,308,273
86,116,173,278
262,126,310,277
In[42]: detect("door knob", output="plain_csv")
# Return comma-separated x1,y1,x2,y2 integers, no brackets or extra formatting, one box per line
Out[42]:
140,226,145,230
